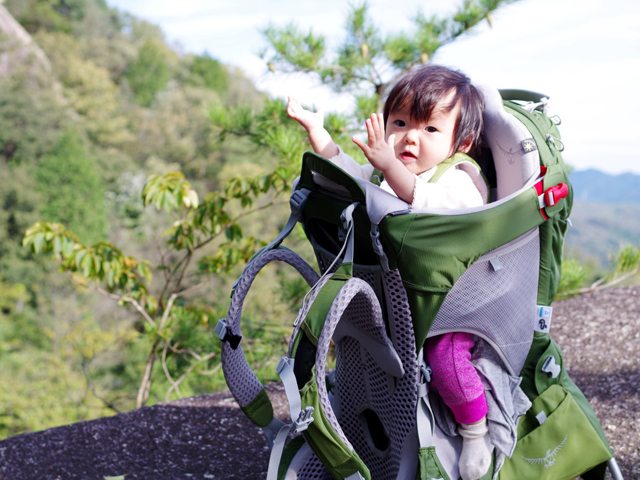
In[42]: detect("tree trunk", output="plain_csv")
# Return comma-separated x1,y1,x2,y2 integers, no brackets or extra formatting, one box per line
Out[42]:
136,340,160,409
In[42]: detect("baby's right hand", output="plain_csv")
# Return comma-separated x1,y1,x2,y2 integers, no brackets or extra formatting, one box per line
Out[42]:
286,96,324,133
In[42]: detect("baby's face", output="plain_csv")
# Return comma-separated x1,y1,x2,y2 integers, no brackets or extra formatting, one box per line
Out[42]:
385,90,465,175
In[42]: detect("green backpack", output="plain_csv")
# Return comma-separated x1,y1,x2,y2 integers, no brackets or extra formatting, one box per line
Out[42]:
216,87,622,480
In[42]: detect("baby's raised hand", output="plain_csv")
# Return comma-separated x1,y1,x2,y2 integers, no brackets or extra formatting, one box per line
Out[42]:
286,96,324,133
352,113,396,171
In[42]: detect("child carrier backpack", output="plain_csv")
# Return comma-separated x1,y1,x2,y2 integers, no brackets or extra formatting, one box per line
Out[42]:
215,86,624,480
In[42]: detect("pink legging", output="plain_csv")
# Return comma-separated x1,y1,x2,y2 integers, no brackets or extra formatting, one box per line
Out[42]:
425,332,487,424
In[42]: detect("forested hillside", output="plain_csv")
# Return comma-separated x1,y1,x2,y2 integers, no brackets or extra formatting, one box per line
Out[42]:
0,0,306,437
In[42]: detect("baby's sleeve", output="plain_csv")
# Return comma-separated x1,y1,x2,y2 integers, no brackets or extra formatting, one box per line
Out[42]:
328,146,375,181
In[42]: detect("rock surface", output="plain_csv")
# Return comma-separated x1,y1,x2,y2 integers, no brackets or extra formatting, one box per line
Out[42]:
0,287,638,480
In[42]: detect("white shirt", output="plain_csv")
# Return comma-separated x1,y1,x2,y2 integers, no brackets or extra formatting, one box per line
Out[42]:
330,147,487,209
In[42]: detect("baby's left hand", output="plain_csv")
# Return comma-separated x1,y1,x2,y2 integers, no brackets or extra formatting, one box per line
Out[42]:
352,113,396,171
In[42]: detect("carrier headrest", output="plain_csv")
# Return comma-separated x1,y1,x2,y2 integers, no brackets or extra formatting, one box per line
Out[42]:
477,85,541,200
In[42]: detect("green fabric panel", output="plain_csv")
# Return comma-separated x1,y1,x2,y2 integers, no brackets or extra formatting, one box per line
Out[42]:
405,291,448,355
300,276,349,347
417,447,451,480
380,188,544,347
300,371,371,480
501,385,611,480
240,388,273,428
519,333,612,454
503,102,573,306
297,152,366,203
537,218,568,306
277,436,306,480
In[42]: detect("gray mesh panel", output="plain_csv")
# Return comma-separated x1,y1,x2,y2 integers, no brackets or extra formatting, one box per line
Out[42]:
328,269,419,480
296,451,333,479
221,248,319,408
429,228,540,375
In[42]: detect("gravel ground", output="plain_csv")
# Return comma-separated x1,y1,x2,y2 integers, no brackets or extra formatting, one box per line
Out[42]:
0,287,637,480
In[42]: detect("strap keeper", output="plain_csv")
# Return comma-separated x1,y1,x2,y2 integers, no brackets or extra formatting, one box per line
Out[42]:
420,364,432,383
276,356,293,375
370,225,390,272
215,318,242,349
289,188,310,215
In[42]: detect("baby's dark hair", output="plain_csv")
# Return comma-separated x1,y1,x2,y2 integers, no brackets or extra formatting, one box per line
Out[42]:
383,65,484,158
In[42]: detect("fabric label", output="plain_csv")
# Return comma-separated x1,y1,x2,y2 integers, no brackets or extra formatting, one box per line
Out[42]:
535,305,553,333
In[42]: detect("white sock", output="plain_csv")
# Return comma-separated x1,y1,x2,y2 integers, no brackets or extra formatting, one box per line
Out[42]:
458,417,494,480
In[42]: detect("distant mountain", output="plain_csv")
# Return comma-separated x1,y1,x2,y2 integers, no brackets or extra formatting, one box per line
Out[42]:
570,169,640,204
565,202,640,267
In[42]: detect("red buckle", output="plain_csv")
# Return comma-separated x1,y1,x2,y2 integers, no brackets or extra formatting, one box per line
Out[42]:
545,183,568,207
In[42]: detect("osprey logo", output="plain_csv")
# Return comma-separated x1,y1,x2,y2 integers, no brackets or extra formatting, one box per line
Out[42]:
522,138,537,152
522,435,567,468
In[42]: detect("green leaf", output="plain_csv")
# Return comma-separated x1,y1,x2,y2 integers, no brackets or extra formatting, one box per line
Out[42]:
33,232,45,253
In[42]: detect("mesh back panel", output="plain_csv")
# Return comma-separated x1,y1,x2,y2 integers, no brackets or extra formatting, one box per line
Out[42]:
430,228,540,375
297,268,418,480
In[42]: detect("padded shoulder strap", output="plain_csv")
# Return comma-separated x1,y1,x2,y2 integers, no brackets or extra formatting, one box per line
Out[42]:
430,152,490,203
220,247,319,427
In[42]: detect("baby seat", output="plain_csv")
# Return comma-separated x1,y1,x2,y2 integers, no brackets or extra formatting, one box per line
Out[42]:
216,87,623,480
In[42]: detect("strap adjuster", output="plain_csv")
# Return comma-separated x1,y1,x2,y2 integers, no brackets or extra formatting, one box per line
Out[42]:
215,318,242,349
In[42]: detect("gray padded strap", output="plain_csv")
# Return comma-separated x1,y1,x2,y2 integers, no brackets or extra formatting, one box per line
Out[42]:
315,278,394,450
221,248,318,410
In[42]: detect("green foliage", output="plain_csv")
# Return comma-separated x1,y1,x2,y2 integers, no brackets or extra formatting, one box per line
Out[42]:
611,243,640,274
0,348,113,437
260,0,518,108
190,53,228,93
35,131,108,244
125,38,172,107
0,76,70,165
5,0,86,34
0,278,27,316
24,163,298,408
556,258,587,300
556,243,640,300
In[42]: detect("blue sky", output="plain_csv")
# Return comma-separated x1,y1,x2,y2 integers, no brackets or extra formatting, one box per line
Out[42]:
106,0,640,174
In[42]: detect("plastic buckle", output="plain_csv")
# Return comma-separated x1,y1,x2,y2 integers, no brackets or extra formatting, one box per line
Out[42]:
215,318,242,350
541,355,561,378
544,183,568,207
291,406,315,433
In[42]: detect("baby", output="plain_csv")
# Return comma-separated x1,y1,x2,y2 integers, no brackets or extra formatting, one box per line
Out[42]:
287,64,492,480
